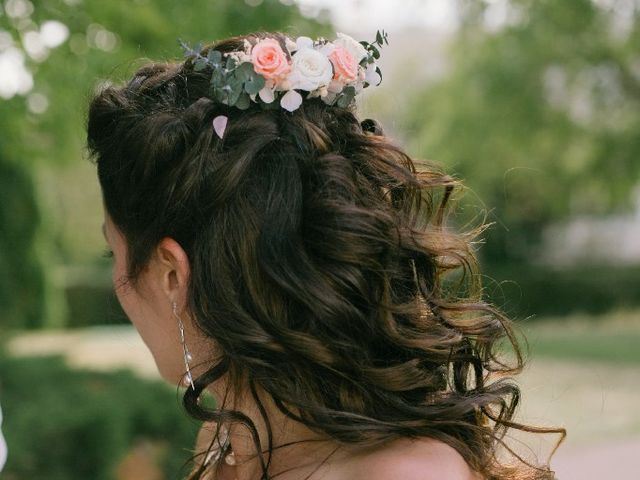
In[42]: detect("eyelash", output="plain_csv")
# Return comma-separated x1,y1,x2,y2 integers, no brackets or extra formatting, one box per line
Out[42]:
103,248,114,259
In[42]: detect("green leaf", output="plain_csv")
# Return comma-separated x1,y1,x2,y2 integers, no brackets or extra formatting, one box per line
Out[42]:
194,58,208,72
207,49,222,65
235,92,251,110
210,69,225,88
225,56,238,71
376,30,383,45
336,86,356,108
336,95,350,108
235,62,255,81
243,74,265,95
225,75,244,105
212,86,227,103
370,45,380,59
375,66,383,84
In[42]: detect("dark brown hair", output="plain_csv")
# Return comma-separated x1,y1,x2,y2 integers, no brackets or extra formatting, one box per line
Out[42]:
86,32,564,480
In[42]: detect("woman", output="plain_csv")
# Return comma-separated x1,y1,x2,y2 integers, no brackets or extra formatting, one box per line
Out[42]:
87,31,563,480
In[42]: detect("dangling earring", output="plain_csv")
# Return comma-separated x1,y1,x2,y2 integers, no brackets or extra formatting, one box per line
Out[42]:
203,424,236,467
172,301,195,390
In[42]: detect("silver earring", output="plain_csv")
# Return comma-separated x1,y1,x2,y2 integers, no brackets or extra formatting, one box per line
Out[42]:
172,301,195,390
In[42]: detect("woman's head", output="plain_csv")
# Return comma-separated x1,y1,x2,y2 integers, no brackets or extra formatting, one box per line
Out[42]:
87,31,562,480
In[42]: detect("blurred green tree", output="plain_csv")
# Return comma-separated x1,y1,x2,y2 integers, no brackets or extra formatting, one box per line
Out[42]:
0,0,330,328
403,0,640,264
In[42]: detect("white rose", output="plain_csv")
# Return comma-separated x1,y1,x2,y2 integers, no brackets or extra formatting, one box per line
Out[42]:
288,46,333,92
334,32,368,64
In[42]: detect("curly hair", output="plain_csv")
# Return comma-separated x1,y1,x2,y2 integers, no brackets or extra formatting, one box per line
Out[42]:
86,32,564,480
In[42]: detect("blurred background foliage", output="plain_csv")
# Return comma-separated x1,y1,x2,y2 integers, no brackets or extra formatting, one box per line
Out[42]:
404,0,640,265
0,350,199,480
1,0,639,478
396,0,640,317
0,0,330,330
1,0,637,332
0,0,329,477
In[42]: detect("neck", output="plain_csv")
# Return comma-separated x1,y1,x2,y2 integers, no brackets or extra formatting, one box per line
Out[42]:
208,383,347,480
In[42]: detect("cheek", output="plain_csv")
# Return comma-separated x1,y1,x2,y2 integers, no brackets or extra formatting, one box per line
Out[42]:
112,259,133,315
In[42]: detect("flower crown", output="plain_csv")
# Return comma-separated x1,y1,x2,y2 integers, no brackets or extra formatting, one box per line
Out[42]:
179,30,388,114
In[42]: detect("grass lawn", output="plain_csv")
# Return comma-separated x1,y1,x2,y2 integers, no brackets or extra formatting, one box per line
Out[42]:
521,308,640,365
7,308,640,459
507,308,640,459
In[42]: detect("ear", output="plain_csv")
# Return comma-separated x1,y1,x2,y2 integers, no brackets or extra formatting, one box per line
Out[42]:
151,237,191,308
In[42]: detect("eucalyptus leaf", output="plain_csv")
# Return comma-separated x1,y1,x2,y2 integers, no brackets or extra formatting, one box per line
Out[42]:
207,49,222,66
336,94,350,108
194,58,208,72
226,76,244,105
235,92,251,110
235,62,255,81
336,88,355,108
244,74,265,95
210,69,225,88
225,56,238,71
212,86,227,104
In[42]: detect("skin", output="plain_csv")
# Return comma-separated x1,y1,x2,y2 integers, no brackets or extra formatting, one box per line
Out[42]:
103,210,479,480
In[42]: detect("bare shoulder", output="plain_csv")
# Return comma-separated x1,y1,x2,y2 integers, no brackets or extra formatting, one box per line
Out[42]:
340,437,480,480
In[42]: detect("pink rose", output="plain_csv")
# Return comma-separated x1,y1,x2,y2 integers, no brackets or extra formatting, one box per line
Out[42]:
328,47,357,83
251,38,291,80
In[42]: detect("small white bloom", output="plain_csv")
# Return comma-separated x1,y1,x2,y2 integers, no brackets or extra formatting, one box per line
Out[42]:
285,37,298,53
328,79,343,94
365,62,381,86
334,32,368,63
225,51,251,64
295,36,314,50
280,89,303,112
288,47,333,91
258,85,275,103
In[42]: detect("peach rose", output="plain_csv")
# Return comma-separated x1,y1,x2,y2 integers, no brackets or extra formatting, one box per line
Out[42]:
328,46,357,83
250,38,291,80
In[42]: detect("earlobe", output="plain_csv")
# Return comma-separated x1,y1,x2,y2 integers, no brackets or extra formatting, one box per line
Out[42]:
154,237,191,304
